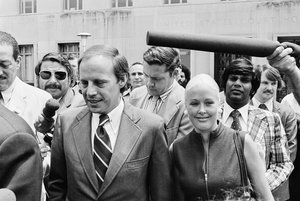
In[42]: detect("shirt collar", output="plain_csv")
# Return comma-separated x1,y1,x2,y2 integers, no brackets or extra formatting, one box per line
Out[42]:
252,96,273,111
223,101,249,124
92,98,124,131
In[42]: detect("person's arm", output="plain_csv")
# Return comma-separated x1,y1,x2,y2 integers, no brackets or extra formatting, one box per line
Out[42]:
283,108,298,162
48,116,67,201
169,143,185,201
149,120,173,201
267,46,300,103
244,134,274,201
265,113,294,190
0,133,43,201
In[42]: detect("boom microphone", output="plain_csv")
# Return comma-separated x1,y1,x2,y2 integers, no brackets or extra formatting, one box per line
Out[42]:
0,188,16,201
146,31,300,58
34,98,60,134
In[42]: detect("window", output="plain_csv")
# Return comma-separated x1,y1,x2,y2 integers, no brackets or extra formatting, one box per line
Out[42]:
58,43,80,58
19,0,37,14
64,0,82,11
18,45,34,84
112,0,133,8
164,0,187,4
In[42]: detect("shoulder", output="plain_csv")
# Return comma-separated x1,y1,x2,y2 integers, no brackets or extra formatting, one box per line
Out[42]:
130,85,148,98
21,81,52,99
59,105,87,119
0,105,34,139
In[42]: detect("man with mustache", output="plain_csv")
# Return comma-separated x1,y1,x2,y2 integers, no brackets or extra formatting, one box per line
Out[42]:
220,57,293,201
252,64,297,201
129,46,193,145
35,53,85,115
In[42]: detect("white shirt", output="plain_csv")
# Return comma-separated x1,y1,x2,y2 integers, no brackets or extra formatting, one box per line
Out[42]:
222,101,249,132
91,99,124,151
252,97,274,111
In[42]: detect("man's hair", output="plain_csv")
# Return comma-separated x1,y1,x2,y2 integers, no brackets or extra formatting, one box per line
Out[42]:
222,57,260,98
255,64,284,90
181,64,191,83
78,45,129,93
35,52,75,86
143,46,181,76
0,31,20,60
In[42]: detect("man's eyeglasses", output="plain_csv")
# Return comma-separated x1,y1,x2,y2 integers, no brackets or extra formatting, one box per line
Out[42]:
39,71,67,80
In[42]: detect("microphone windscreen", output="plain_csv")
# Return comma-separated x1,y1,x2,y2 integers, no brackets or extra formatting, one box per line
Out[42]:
43,99,60,119
0,188,16,201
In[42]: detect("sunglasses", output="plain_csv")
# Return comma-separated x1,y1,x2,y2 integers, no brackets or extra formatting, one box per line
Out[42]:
40,71,67,80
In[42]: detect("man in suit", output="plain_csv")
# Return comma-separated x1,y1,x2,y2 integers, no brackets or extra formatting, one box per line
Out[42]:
252,64,297,200
0,104,43,201
35,52,85,115
0,31,52,132
220,58,293,200
129,46,193,145
48,45,172,201
0,31,52,201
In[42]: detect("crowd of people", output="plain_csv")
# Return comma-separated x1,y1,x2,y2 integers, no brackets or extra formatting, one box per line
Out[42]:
0,30,300,201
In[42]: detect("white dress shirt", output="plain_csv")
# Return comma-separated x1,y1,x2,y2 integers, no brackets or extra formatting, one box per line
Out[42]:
91,98,124,151
222,101,249,132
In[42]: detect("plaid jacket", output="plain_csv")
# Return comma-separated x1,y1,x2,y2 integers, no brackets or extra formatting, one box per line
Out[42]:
221,104,293,190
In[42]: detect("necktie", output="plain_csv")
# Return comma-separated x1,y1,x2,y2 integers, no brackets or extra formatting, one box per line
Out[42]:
146,96,159,113
230,110,242,131
259,103,268,111
93,114,112,189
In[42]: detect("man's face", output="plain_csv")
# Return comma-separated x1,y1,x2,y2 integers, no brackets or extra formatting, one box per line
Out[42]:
225,74,253,108
0,45,20,91
129,64,145,89
38,61,70,99
79,55,125,114
143,62,174,96
256,71,278,103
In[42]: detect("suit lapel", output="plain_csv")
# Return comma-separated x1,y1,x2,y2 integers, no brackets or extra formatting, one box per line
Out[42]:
158,82,181,125
98,104,142,198
7,78,27,115
72,108,99,193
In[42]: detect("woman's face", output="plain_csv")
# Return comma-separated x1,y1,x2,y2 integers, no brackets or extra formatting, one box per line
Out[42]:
185,84,219,133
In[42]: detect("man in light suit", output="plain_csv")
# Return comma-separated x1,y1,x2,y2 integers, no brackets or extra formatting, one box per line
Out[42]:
0,104,43,201
35,52,85,115
129,46,193,145
0,31,51,201
220,58,293,200
48,45,172,201
0,31,52,132
252,64,297,201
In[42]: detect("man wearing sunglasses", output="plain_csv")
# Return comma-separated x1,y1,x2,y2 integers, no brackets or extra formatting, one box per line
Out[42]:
35,53,85,115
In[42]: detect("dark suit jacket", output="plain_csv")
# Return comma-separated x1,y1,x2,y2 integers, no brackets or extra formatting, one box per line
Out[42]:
0,104,43,201
48,103,172,201
129,81,193,145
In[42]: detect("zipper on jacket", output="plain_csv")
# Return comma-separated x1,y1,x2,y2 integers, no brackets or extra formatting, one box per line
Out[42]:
201,137,210,200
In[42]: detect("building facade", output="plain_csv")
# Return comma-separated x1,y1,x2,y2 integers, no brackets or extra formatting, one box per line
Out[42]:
0,0,300,95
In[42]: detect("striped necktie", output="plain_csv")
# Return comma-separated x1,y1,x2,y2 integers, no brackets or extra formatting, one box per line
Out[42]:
230,110,242,131
93,114,112,189
259,103,268,111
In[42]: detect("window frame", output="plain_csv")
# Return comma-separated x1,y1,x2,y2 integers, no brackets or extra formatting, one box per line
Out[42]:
112,0,133,8
64,0,83,11
19,0,37,14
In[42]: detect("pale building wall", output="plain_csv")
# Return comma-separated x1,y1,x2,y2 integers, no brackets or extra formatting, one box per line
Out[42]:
0,0,300,82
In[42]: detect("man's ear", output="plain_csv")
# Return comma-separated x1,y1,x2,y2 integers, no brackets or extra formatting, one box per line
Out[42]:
119,74,128,86
15,55,22,70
